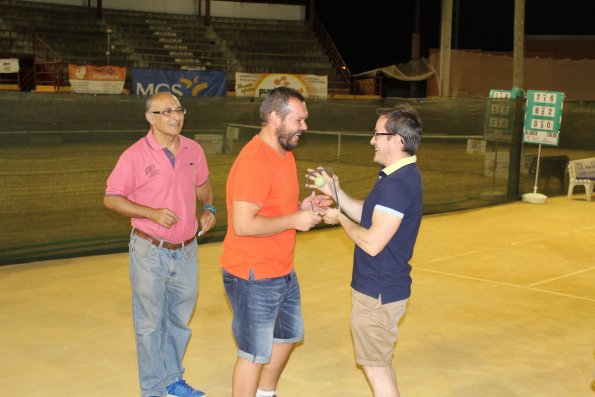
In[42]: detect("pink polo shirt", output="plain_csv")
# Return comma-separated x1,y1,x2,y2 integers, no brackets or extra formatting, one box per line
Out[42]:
106,130,209,242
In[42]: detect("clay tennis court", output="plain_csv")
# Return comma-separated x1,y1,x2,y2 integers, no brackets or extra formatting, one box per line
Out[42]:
1,196,593,396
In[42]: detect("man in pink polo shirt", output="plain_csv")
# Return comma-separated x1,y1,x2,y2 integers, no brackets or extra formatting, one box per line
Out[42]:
105,92,215,397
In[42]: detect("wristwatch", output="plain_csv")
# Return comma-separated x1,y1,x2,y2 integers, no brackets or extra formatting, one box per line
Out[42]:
202,204,216,215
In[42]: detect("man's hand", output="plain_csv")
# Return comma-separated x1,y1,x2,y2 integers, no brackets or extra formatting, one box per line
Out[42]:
305,167,340,198
198,210,216,236
301,191,332,214
322,208,342,225
152,208,179,228
293,209,323,231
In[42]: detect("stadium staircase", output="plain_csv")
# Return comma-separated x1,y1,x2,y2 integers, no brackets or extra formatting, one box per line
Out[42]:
0,0,350,95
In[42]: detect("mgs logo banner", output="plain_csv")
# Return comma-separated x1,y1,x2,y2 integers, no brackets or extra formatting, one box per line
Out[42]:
133,68,227,96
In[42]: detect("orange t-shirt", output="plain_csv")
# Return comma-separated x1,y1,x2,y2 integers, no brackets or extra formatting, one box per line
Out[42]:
221,136,299,280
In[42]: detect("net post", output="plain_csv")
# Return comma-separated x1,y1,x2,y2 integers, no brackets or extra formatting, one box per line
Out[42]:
506,94,524,199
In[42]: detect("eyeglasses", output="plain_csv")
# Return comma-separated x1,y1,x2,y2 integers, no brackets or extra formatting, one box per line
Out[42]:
372,131,397,138
150,108,186,117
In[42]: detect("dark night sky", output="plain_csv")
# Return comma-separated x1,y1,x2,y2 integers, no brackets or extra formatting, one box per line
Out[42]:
315,0,595,74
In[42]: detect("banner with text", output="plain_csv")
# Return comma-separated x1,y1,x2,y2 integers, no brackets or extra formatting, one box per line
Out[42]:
68,64,126,94
1,59,19,73
132,68,227,96
235,73,328,98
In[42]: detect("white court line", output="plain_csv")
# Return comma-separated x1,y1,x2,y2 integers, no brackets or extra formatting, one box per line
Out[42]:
421,249,488,263
416,267,595,303
414,223,595,302
421,224,595,265
527,265,595,287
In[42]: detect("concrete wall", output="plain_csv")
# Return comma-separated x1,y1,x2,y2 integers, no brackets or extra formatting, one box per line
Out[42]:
428,49,595,101
16,0,306,20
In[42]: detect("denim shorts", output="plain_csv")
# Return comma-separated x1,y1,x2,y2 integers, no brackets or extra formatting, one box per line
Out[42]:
222,268,304,364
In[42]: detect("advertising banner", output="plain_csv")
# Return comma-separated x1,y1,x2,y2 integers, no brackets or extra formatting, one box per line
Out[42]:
132,68,227,96
0,59,19,73
68,64,126,94
235,72,327,98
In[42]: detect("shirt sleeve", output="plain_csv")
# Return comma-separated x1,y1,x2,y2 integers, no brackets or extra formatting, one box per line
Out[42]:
230,155,271,207
105,150,136,197
374,179,411,218
194,144,209,187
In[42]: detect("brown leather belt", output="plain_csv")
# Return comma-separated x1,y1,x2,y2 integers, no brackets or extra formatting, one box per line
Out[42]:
132,228,195,250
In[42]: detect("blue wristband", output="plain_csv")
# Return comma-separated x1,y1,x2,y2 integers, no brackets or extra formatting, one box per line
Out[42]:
202,204,216,215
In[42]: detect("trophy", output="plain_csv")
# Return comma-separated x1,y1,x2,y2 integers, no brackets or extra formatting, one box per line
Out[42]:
306,167,340,211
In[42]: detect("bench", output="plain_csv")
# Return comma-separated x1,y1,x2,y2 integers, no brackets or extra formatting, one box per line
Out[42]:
527,155,569,194
567,157,595,201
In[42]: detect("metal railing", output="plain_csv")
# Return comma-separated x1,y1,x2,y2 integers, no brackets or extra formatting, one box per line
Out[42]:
33,35,60,62
0,30,65,91
34,61,64,88
313,17,382,96
313,17,351,89
32,35,65,90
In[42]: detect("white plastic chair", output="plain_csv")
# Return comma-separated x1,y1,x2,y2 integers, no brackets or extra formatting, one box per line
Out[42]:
567,158,595,201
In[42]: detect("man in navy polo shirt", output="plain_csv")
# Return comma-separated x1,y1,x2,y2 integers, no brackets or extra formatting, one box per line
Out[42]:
311,105,422,397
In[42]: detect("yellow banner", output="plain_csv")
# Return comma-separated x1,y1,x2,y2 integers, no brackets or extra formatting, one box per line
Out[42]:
235,72,327,98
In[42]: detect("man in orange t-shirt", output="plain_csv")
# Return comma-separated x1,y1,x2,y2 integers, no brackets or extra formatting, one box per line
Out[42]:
221,87,327,397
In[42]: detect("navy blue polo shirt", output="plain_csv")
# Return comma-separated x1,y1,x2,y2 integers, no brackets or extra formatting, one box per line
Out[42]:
351,156,423,304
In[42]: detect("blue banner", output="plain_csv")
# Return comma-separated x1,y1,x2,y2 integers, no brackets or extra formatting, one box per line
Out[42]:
132,68,227,96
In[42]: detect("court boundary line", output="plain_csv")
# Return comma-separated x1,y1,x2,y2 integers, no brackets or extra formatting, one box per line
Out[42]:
526,265,595,287
416,267,595,303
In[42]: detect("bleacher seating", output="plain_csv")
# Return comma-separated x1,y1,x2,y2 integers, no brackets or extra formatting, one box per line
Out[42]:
0,0,108,62
0,0,349,94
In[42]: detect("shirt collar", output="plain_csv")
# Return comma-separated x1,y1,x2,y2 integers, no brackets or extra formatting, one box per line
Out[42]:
145,130,187,152
379,155,417,177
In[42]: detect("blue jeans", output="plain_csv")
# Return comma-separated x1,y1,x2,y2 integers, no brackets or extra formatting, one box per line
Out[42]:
129,232,199,397
222,268,304,364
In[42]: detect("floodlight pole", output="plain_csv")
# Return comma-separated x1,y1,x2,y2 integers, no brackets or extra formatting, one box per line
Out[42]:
512,0,524,90
439,0,453,98
506,0,525,199
410,0,421,98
